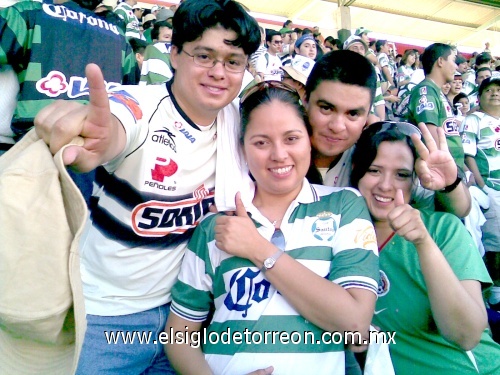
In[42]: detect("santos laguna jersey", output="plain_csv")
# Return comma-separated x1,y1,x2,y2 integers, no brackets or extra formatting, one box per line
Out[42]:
81,82,236,316
171,181,379,375
408,79,465,170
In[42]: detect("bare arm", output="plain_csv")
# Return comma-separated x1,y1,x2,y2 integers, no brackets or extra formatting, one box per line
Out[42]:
214,194,377,334
389,190,487,350
34,64,127,172
465,155,486,188
416,124,471,217
165,315,213,375
381,66,395,87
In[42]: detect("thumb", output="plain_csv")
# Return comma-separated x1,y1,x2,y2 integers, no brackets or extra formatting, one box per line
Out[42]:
395,189,405,207
235,192,249,217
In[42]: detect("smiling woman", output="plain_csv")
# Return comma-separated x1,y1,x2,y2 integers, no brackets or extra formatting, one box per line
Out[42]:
165,82,380,375
351,121,500,375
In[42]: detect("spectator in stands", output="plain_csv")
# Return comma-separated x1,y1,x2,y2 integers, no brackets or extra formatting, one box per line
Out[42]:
255,30,283,81
129,37,148,71
114,0,141,39
475,52,493,70
447,72,463,112
468,67,492,108
453,92,470,118
408,43,465,171
324,36,337,52
249,26,267,75
351,121,500,374
278,26,296,67
283,19,292,29
294,34,317,60
94,0,124,31
165,81,379,375
139,20,174,85
132,4,144,27
377,40,396,91
34,0,261,372
141,12,156,43
397,49,416,97
462,77,500,324
355,27,379,69
343,36,386,122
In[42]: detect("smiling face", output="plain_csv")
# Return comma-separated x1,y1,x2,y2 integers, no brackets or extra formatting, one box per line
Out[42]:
170,26,246,126
306,81,371,167
243,99,311,202
357,141,414,224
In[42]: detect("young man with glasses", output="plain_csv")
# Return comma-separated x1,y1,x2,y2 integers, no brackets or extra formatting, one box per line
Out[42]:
255,29,283,81
34,0,260,372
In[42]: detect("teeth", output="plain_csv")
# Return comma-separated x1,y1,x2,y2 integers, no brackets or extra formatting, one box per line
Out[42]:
374,195,392,203
271,166,292,175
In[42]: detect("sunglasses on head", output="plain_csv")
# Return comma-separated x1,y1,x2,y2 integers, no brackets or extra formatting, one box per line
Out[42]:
240,80,300,105
367,121,422,140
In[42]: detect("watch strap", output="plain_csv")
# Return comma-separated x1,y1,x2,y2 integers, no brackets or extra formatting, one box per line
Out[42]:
262,250,284,272
440,175,462,193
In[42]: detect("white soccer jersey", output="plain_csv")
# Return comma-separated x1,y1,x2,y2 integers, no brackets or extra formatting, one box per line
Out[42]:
80,82,238,316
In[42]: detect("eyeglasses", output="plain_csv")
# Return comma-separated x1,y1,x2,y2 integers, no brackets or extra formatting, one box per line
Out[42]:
370,121,422,140
272,41,283,45
182,50,247,73
240,80,300,105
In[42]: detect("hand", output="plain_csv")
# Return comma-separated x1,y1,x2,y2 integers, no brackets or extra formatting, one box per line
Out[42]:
384,95,400,103
214,193,268,261
413,123,458,190
247,366,274,375
387,190,431,246
34,63,126,172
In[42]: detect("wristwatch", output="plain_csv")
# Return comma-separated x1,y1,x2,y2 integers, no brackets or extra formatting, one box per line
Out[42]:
262,250,284,272
440,175,462,193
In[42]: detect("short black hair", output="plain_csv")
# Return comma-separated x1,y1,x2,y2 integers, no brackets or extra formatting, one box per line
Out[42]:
478,77,500,97
171,0,260,56
129,38,148,55
421,43,453,76
305,50,377,104
152,20,172,41
475,52,492,67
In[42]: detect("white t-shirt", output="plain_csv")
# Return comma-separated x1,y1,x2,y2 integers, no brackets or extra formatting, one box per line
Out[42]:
255,52,283,81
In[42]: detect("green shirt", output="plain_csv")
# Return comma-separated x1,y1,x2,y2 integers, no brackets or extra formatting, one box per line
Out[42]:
373,210,499,375
408,78,465,170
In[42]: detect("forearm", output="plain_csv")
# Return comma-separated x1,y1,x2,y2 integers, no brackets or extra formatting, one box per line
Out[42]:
165,316,213,375
416,237,487,349
375,103,385,120
435,181,471,217
465,156,486,188
252,242,376,333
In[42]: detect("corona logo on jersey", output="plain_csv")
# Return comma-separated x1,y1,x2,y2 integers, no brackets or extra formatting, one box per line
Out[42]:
224,268,271,318
311,211,338,241
131,185,214,237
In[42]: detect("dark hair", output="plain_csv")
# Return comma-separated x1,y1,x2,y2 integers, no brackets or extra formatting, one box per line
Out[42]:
171,0,260,56
129,38,148,55
152,20,172,41
305,50,377,103
478,77,500,97
324,36,335,46
401,49,415,66
375,40,387,53
240,86,311,144
283,19,292,27
302,28,313,35
350,122,417,189
475,52,492,67
453,92,468,107
266,30,281,44
421,43,453,76
315,40,324,61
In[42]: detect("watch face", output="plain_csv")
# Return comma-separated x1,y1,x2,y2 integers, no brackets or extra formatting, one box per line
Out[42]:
264,257,276,269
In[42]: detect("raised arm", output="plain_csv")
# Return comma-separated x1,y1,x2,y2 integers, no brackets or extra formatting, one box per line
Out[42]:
388,190,487,350
34,63,127,172
413,123,471,217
